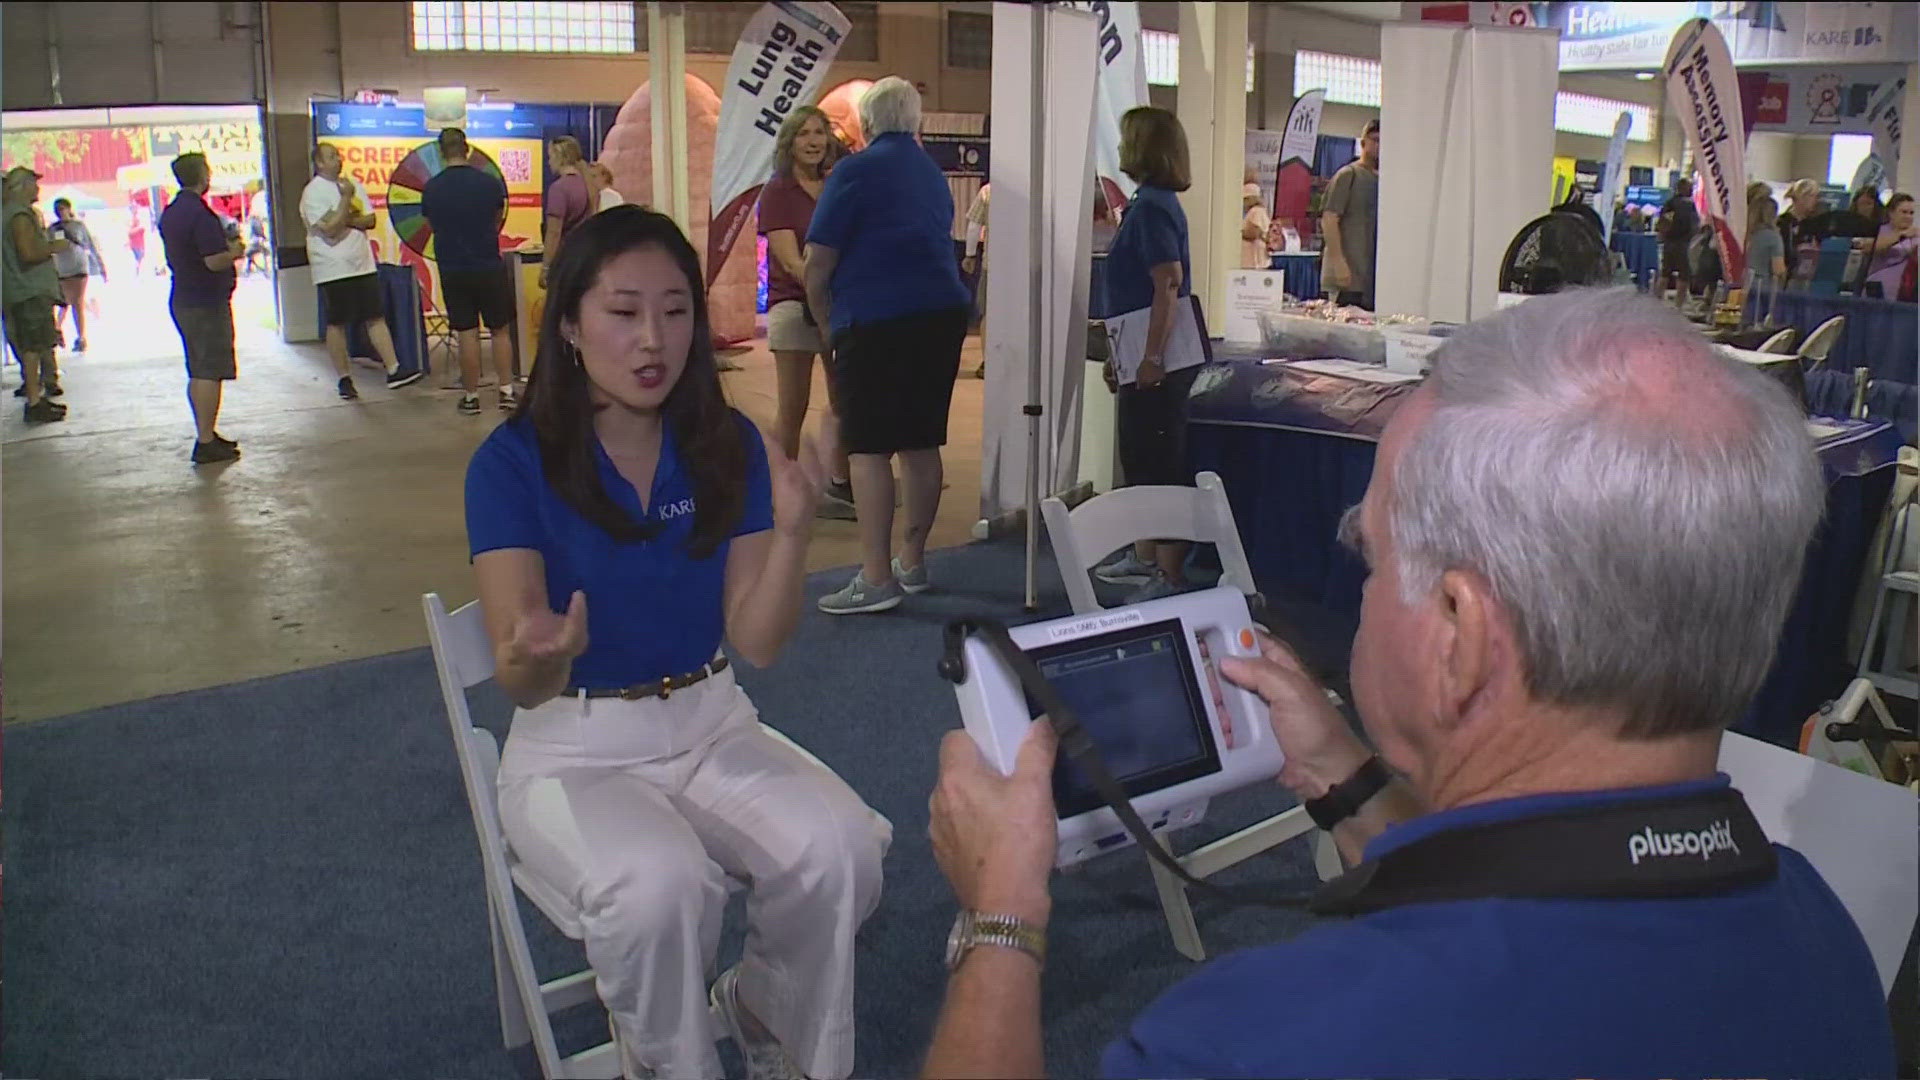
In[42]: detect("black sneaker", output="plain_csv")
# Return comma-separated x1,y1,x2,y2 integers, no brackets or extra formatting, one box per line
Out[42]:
386,368,424,389
211,432,238,449
11,384,22,397
23,398,66,423
817,478,857,521
191,439,240,465
338,376,359,400
498,386,518,411
457,394,482,416
44,379,62,397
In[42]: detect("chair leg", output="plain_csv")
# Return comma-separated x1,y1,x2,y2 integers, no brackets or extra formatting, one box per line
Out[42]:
1149,859,1207,961
491,902,533,1051
1859,580,1892,679
1881,592,1911,682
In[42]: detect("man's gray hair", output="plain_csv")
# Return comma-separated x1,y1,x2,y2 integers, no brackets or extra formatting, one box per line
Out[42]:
1388,288,1822,738
859,76,921,137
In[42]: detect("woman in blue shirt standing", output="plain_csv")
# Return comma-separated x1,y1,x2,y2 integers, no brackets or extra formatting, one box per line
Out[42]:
464,207,890,1080
1094,106,1202,603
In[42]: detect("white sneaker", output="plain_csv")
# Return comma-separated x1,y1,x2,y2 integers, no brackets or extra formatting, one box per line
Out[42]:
1094,550,1157,585
1123,572,1182,604
817,572,904,615
710,965,804,1080
893,557,930,594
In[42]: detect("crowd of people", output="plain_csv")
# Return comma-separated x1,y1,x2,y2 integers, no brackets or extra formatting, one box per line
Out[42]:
1656,173,1918,299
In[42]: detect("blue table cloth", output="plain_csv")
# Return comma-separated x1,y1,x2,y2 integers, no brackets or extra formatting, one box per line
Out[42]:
316,264,429,376
1267,252,1323,301
1612,232,1660,290
1805,368,1918,446
1185,358,1902,747
1744,291,1917,382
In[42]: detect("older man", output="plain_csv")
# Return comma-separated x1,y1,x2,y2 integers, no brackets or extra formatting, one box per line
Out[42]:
806,76,972,616
925,289,1894,1078
301,143,419,400
2,166,70,423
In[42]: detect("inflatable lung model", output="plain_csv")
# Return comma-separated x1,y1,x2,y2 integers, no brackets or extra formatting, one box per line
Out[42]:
600,75,757,346
816,79,873,153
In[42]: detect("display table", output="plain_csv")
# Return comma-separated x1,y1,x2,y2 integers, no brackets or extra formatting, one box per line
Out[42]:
1186,357,1903,747
1267,252,1323,301
1240,313,1396,365
1805,368,1918,446
1744,291,1918,382
1611,232,1659,290
317,264,428,376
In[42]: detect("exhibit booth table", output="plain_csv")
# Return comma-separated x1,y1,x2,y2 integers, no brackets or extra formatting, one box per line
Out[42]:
1745,292,1918,382
1185,356,1904,747
1611,231,1659,290
1267,252,1323,301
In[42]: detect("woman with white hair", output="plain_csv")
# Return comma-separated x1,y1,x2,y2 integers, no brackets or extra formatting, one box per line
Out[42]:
1777,177,1827,282
804,76,972,615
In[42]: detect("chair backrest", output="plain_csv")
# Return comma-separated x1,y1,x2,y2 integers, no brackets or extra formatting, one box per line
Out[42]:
1718,727,1918,996
1756,327,1797,354
1042,471,1258,615
1797,315,1846,365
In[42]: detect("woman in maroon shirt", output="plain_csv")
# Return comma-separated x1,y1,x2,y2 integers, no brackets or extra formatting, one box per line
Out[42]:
759,106,854,515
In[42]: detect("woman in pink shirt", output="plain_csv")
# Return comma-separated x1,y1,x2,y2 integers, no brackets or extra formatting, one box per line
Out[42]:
1864,192,1916,300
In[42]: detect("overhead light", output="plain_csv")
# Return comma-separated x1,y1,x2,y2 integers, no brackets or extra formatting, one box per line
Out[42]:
1634,71,1656,81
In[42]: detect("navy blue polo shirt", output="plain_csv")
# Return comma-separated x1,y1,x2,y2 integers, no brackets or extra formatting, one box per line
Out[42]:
464,412,773,688
806,132,969,333
160,189,236,308
1102,184,1190,317
1102,776,1893,1079
421,164,509,274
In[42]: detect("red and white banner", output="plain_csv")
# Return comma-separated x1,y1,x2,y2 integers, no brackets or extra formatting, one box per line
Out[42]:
1071,0,1148,211
1273,89,1325,230
709,1,850,286
1664,17,1747,287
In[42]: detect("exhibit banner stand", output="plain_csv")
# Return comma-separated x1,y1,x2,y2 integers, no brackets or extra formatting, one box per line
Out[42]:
979,2,1098,611
1663,17,1748,288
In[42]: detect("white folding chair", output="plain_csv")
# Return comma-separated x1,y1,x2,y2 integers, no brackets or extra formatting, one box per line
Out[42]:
1756,326,1798,354
425,593,862,1077
1795,315,1846,368
1041,472,1336,961
1858,499,1920,702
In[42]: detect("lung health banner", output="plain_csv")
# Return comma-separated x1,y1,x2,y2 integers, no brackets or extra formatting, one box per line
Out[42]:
1272,89,1325,231
710,1,850,286
1664,17,1747,286
1067,1,1148,211
1544,2,1916,71
1598,109,1631,242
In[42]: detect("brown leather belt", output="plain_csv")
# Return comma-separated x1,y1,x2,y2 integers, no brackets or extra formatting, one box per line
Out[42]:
572,657,729,701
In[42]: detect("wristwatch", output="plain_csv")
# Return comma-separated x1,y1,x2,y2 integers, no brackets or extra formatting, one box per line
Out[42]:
1304,755,1392,831
945,910,1046,971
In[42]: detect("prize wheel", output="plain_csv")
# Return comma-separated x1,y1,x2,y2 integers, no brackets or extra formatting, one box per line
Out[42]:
385,142,504,262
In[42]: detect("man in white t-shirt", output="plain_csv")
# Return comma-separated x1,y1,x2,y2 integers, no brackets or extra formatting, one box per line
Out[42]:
300,143,421,399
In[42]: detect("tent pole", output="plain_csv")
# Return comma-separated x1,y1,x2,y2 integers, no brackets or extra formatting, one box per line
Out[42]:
1023,4,1048,613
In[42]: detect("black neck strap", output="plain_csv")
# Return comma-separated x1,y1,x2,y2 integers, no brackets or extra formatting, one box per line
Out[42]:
940,618,1778,916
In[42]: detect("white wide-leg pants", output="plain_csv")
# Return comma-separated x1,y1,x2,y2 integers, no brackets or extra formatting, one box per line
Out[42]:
497,667,891,1079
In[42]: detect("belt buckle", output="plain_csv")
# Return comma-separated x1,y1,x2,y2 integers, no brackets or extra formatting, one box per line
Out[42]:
658,676,672,700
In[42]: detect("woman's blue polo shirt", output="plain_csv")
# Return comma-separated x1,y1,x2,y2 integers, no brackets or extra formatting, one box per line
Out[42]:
464,412,772,689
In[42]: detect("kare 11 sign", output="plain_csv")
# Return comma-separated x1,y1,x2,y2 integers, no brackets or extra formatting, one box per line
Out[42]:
710,1,850,285
1544,2,1917,71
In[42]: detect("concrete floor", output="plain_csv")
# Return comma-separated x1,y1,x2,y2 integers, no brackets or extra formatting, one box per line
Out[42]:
1,275,988,722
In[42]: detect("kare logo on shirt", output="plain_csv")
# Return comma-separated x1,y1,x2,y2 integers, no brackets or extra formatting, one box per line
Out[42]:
1626,819,1741,866
657,498,697,521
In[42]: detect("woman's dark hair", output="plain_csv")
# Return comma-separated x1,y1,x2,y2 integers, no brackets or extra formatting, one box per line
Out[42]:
1118,106,1192,192
1883,192,1912,217
518,206,746,559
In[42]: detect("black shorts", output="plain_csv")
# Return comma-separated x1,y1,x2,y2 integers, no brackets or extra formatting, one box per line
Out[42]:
1116,363,1200,487
170,299,236,381
441,264,515,332
830,305,969,455
319,272,384,327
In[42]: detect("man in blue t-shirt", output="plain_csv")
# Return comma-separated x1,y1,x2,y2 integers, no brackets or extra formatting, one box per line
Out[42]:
420,127,518,416
921,289,1896,1079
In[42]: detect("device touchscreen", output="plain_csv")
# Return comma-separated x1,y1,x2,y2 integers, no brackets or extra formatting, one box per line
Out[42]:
1025,618,1223,818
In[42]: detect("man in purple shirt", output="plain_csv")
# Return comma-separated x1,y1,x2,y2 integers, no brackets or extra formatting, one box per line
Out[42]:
160,152,246,465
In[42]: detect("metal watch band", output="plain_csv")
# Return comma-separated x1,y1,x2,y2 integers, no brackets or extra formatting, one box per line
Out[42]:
947,911,1046,971
1305,755,1392,831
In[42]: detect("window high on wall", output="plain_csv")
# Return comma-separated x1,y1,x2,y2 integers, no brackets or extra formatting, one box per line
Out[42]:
1828,133,1873,187
411,1,639,54
1141,30,1256,92
1293,50,1653,142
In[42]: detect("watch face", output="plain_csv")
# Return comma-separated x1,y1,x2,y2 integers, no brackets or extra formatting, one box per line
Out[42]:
945,911,969,969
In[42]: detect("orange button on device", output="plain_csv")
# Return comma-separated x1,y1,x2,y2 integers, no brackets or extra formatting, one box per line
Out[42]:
1238,628,1255,649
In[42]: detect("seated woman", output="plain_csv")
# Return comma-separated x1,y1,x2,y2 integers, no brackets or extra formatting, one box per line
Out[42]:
465,206,889,1080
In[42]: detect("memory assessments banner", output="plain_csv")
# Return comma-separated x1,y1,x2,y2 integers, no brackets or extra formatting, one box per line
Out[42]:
710,1,850,285
1664,18,1747,287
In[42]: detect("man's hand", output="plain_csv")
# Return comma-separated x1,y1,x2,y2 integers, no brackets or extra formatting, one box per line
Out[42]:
1323,258,1349,293
1136,356,1165,389
504,590,590,671
1220,631,1371,801
336,176,356,198
930,721,1059,925
961,255,978,275
1102,361,1119,394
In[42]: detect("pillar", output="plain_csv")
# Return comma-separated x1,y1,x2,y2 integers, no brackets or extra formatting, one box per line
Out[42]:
1898,62,1919,192
647,2,691,235
1176,1,1249,332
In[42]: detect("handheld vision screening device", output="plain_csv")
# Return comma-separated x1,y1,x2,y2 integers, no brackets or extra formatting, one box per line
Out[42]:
942,587,1285,868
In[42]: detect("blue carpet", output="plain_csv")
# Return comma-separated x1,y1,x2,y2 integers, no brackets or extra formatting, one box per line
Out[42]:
3,538,1357,1080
